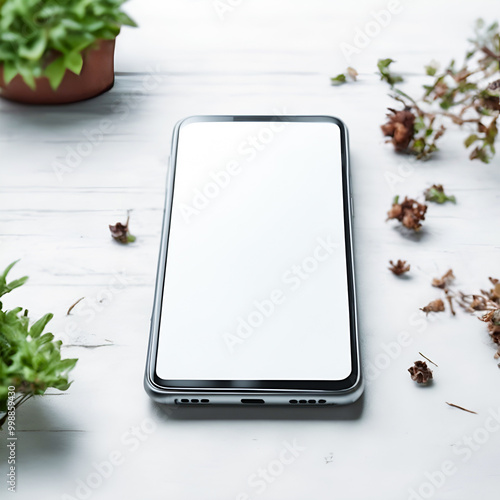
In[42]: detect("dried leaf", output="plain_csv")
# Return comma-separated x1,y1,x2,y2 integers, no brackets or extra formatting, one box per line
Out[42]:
346,67,358,81
420,299,445,315
432,269,455,289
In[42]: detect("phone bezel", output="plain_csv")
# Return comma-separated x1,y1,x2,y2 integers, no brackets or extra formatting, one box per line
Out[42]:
145,115,361,399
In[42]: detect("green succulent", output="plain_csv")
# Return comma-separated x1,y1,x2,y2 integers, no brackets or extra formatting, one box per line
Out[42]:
0,261,77,428
0,0,136,90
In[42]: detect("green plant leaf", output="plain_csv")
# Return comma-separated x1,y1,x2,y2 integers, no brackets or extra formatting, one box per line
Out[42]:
331,73,346,85
424,186,456,204
119,12,138,27
16,63,36,90
1,259,19,281
18,33,47,61
377,58,404,86
29,313,54,339
65,51,83,75
0,260,28,298
44,56,66,90
464,134,478,148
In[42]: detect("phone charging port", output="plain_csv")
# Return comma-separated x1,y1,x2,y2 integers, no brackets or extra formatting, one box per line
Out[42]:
241,398,265,404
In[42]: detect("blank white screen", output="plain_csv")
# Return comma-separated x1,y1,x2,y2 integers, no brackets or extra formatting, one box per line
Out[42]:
156,119,352,381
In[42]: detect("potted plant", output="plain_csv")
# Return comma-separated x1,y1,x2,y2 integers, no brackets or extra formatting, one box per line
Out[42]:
0,0,136,104
0,261,77,429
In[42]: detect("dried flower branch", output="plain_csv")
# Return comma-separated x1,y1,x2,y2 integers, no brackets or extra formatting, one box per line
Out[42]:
387,195,427,231
451,276,500,360
479,309,500,358
381,19,500,162
109,215,136,244
408,360,433,384
381,92,446,159
424,184,456,204
420,299,445,315
456,277,500,313
388,259,410,275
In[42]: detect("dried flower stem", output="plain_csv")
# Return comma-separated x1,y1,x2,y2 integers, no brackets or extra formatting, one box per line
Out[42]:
446,402,477,414
67,297,85,315
419,352,438,367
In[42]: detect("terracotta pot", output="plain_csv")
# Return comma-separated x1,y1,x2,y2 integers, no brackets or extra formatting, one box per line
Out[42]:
0,39,116,105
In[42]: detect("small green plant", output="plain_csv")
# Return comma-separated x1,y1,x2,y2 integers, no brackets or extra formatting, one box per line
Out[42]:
0,0,136,90
424,184,456,204
0,261,77,428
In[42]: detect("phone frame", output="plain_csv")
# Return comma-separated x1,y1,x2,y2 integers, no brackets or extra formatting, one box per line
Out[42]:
144,115,363,406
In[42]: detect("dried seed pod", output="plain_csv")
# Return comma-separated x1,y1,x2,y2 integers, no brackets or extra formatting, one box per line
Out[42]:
387,196,427,231
388,259,410,275
381,108,416,151
408,361,433,384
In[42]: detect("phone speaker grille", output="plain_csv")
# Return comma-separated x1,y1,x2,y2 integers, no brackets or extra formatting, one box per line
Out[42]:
289,399,327,405
177,398,210,404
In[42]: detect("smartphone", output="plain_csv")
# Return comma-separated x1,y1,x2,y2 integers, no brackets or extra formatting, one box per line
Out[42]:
144,115,362,406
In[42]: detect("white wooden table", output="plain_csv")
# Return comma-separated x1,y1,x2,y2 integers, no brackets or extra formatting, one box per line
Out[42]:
1,1,500,499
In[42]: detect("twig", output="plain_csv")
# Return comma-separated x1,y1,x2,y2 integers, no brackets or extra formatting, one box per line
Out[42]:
481,46,500,61
67,297,85,315
436,112,480,125
419,352,438,367
446,402,477,414
445,290,456,316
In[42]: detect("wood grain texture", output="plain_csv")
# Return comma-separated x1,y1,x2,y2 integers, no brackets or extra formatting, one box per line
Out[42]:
1,1,499,499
